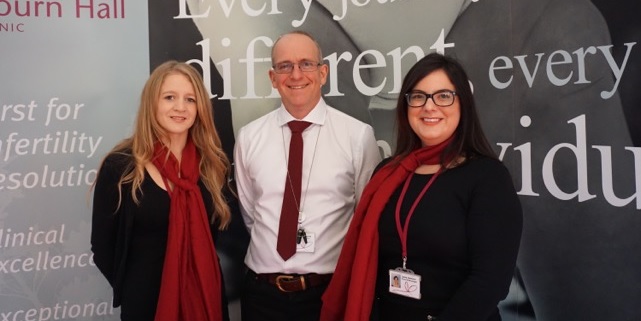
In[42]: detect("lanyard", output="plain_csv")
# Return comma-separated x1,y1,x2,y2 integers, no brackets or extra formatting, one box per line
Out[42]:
394,169,441,269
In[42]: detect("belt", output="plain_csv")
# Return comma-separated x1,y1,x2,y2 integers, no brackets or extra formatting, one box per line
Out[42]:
250,270,332,292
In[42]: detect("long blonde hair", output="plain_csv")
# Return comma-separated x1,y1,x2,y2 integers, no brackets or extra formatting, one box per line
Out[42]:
102,61,231,229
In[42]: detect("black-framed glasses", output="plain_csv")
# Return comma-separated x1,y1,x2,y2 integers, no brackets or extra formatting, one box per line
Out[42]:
405,90,457,107
272,60,322,74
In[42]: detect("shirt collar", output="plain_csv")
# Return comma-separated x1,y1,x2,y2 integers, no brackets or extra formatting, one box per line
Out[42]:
277,98,327,127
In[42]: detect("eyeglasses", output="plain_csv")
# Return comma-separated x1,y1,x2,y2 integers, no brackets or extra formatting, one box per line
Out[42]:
405,90,457,107
272,60,322,74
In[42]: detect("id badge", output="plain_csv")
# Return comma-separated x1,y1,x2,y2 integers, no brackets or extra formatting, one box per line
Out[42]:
296,232,315,253
389,268,421,299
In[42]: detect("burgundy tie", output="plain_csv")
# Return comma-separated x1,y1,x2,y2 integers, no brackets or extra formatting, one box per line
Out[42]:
277,120,312,260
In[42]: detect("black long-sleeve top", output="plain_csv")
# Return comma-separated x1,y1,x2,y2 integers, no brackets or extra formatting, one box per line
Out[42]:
91,151,231,321
375,157,523,321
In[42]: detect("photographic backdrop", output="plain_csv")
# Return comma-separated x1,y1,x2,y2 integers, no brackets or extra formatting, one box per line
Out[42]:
2,1,640,320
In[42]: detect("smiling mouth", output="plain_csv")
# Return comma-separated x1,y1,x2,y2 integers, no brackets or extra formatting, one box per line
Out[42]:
171,116,187,121
289,84,308,89
421,117,441,123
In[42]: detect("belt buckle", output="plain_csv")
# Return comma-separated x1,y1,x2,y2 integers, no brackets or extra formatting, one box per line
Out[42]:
275,275,306,292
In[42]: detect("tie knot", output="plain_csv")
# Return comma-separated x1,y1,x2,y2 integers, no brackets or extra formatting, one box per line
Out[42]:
288,121,312,134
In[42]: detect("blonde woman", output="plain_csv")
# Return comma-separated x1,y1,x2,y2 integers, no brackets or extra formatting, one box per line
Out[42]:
91,61,233,321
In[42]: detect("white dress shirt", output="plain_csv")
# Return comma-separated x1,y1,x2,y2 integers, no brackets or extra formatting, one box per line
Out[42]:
234,99,381,274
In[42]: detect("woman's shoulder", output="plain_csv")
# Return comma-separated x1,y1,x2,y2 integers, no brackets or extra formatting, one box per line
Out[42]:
104,149,132,161
452,155,510,178
100,149,134,175
464,155,504,168
455,158,518,193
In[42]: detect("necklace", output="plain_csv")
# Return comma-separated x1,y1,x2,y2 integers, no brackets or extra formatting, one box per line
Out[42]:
281,123,321,225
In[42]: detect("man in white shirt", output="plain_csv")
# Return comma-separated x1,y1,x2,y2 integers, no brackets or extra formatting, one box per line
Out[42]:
234,31,381,321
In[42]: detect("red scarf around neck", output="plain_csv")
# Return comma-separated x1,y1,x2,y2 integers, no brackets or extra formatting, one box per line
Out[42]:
320,137,453,321
152,140,223,321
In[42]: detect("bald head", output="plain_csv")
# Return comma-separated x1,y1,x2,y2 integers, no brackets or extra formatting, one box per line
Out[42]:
271,31,323,63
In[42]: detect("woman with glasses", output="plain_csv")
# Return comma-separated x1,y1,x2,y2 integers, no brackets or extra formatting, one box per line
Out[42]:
321,53,523,321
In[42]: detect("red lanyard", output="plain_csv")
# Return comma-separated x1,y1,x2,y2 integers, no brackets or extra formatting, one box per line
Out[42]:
394,170,441,269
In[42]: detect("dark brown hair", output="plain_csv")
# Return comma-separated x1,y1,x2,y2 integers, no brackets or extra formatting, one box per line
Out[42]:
393,53,497,165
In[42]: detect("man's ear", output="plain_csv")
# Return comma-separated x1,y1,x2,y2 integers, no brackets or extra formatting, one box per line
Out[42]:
319,63,329,86
269,69,278,88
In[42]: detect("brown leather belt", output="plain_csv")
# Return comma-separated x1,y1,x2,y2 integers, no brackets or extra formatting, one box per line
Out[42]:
250,270,332,292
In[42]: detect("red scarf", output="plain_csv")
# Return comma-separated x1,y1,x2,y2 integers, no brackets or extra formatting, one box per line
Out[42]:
320,137,453,321
152,140,223,321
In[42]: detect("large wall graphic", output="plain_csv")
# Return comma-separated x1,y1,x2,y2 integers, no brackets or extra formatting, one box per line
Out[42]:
1,1,149,320
2,1,640,320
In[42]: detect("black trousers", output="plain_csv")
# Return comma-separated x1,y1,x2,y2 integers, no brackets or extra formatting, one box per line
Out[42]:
240,270,328,321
